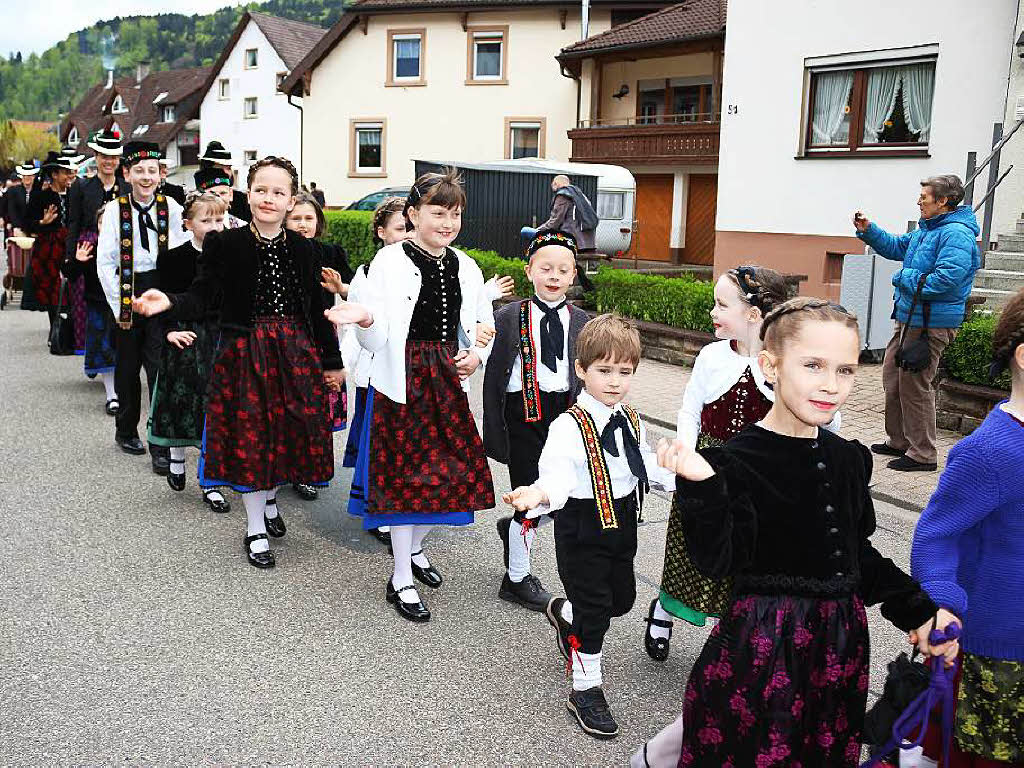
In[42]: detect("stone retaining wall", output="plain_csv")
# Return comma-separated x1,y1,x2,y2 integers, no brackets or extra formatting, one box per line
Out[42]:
936,377,1008,435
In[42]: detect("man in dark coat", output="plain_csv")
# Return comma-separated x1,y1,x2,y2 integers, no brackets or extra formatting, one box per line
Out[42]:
7,161,39,235
199,140,250,222
538,175,598,252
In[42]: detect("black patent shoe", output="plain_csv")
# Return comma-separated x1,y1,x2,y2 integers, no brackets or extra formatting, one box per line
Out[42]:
386,579,430,622
499,573,552,612
292,483,318,501
167,471,186,492
115,435,146,455
104,398,120,416
643,599,673,662
150,448,170,476
411,550,442,589
496,514,512,569
244,534,275,569
545,597,572,661
264,500,286,538
567,687,619,739
203,490,230,513
369,528,391,545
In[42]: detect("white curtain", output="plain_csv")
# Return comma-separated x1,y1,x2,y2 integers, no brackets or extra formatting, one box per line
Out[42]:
902,63,935,142
862,66,902,143
811,71,854,145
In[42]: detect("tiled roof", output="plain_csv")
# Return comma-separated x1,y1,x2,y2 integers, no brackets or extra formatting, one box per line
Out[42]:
350,0,661,7
559,0,725,58
250,12,327,70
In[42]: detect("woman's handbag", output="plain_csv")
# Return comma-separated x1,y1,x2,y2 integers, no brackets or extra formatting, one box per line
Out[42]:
896,274,932,373
48,278,75,356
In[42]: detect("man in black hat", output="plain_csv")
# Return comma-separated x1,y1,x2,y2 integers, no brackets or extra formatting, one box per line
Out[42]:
199,140,250,222
158,154,186,206
96,140,189,467
7,161,39,236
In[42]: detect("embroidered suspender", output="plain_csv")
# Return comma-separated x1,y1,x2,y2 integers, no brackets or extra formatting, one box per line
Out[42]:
518,300,543,422
117,194,169,329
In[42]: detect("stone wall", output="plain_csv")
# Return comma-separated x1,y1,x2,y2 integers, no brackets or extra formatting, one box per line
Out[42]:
936,378,1008,435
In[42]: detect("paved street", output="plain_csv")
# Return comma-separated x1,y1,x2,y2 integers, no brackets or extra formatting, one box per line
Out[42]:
2,308,930,765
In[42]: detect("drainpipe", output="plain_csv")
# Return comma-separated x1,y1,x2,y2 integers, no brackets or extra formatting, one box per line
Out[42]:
287,92,304,183
581,0,590,39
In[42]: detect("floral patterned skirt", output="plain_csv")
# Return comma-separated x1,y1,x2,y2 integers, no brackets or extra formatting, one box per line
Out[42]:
26,228,65,311
679,591,869,768
147,322,216,448
200,317,333,492
84,300,117,375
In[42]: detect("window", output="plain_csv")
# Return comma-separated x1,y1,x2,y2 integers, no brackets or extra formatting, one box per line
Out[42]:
387,30,425,86
805,59,936,156
218,78,230,99
111,94,127,114
244,150,257,165
161,105,175,123
597,191,625,220
245,48,258,69
504,117,545,159
349,119,386,176
243,97,258,119
132,124,150,136
636,78,714,124
67,126,78,145
276,72,288,92
467,26,508,85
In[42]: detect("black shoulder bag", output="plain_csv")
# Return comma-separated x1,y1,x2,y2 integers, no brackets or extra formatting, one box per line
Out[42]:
895,274,932,373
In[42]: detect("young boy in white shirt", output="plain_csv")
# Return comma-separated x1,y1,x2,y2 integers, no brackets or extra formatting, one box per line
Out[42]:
503,314,675,740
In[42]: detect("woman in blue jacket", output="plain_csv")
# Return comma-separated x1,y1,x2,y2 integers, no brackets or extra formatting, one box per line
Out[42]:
853,174,980,471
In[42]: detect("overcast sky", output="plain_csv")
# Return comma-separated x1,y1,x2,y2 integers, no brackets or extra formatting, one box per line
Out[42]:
0,0,238,58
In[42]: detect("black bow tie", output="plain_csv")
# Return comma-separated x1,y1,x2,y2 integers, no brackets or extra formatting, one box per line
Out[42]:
532,296,566,373
600,411,648,485
132,199,157,251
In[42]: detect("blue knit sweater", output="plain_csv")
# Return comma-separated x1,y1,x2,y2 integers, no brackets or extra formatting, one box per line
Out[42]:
911,404,1024,661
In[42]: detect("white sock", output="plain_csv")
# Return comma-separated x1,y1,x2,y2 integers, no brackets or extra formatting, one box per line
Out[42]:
899,745,938,768
649,598,674,641
264,492,279,520
169,447,186,474
205,490,225,503
100,372,117,400
535,515,553,529
507,519,534,582
243,491,269,553
379,525,390,533
390,525,420,603
561,600,573,624
410,524,433,568
572,650,602,691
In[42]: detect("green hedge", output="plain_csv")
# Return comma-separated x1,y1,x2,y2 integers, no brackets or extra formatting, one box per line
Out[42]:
466,250,531,298
942,311,1011,390
590,267,715,333
324,210,376,267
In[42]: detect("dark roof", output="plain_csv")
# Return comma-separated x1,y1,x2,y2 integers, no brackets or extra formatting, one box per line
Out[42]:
60,66,211,153
558,0,725,59
250,12,327,69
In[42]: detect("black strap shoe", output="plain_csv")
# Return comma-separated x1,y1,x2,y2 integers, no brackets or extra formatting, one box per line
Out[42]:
167,470,186,492
499,573,552,612
105,399,120,416
150,445,170,476
545,597,572,661
567,687,619,739
203,490,231,513
115,435,146,455
264,500,286,538
643,599,673,662
244,534,275,569
496,515,512,569
386,578,430,622
411,550,442,589
369,528,391,546
292,483,318,501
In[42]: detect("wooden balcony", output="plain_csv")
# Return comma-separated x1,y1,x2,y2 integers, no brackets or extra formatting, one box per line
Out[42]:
568,115,720,165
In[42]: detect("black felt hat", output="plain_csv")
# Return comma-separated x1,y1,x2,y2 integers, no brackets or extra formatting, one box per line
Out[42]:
194,167,233,192
122,141,161,167
88,129,123,156
199,140,232,164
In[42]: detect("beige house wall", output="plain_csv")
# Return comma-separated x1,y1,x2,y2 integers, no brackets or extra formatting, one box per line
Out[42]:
596,52,716,124
304,8,613,206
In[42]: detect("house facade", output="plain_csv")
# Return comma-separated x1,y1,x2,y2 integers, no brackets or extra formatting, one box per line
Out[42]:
557,0,724,264
715,0,1016,300
282,0,674,206
199,12,326,180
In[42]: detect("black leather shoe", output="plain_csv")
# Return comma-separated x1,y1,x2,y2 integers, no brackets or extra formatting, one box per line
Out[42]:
151,452,170,476
203,490,230,513
105,399,120,416
496,515,512,569
545,597,572,661
888,455,937,472
871,442,905,457
567,687,619,739
264,500,286,538
167,471,186,492
292,483,318,501
386,579,430,622
244,534,275,569
499,573,552,612
411,550,442,589
643,598,673,662
115,435,146,455
369,528,391,545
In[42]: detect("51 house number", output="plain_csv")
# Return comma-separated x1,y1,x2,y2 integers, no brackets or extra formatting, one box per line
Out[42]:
728,104,739,115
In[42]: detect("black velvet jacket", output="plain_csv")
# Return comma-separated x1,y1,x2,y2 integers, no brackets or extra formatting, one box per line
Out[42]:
167,227,341,370
678,424,937,632
61,176,129,302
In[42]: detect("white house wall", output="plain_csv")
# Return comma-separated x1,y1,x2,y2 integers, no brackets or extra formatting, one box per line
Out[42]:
992,2,1024,240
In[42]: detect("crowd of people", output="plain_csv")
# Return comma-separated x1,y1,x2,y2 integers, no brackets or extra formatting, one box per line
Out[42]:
2,132,1021,768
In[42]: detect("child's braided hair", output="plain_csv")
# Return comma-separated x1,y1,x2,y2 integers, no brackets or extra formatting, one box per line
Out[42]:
726,265,792,316
372,196,408,245
760,296,859,353
990,288,1024,379
245,155,299,194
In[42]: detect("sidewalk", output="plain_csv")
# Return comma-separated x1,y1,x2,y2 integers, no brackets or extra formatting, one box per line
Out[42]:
630,356,960,513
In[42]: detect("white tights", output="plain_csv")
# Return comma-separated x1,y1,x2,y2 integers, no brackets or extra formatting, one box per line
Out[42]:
242,491,269,553
99,372,116,401
390,524,434,603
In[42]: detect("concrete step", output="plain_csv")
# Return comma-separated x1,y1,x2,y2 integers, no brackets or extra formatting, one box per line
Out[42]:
997,231,1024,251
1015,219,1024,234
971,286,1016,308
985,251,1024,271
973,269,1024,291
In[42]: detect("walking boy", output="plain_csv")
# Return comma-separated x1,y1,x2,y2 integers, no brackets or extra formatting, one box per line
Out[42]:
503,314,674,739
483,232,588,611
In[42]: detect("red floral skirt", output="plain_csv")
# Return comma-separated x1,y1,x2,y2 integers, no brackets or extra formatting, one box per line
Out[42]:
201,317,333,491
28,228,66,310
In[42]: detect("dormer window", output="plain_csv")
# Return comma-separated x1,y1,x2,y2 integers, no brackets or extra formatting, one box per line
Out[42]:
67,126,79,145
111,94,127,114
161,105,175,123
152,92,168,104
132,125,150,136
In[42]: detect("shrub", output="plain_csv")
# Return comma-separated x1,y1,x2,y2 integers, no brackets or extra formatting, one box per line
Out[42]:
942,310,1011,390
466,250,531,297
590,267,714,333
323,210,376,267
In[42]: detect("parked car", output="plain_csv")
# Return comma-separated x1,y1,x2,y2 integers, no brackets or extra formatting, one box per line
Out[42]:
346,187,411,211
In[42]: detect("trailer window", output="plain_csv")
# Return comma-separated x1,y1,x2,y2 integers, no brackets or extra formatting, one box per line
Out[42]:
597,191,624,220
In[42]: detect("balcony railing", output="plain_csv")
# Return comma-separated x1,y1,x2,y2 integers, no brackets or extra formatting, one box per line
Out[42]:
568,113,720,165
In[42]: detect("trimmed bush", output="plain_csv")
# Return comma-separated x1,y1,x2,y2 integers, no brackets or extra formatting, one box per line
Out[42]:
942,310,1011,390
324,210,376,267
466,250,531,298
590,267,714,333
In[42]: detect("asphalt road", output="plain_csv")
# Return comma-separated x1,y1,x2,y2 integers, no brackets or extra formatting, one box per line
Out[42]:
0,308,923,765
